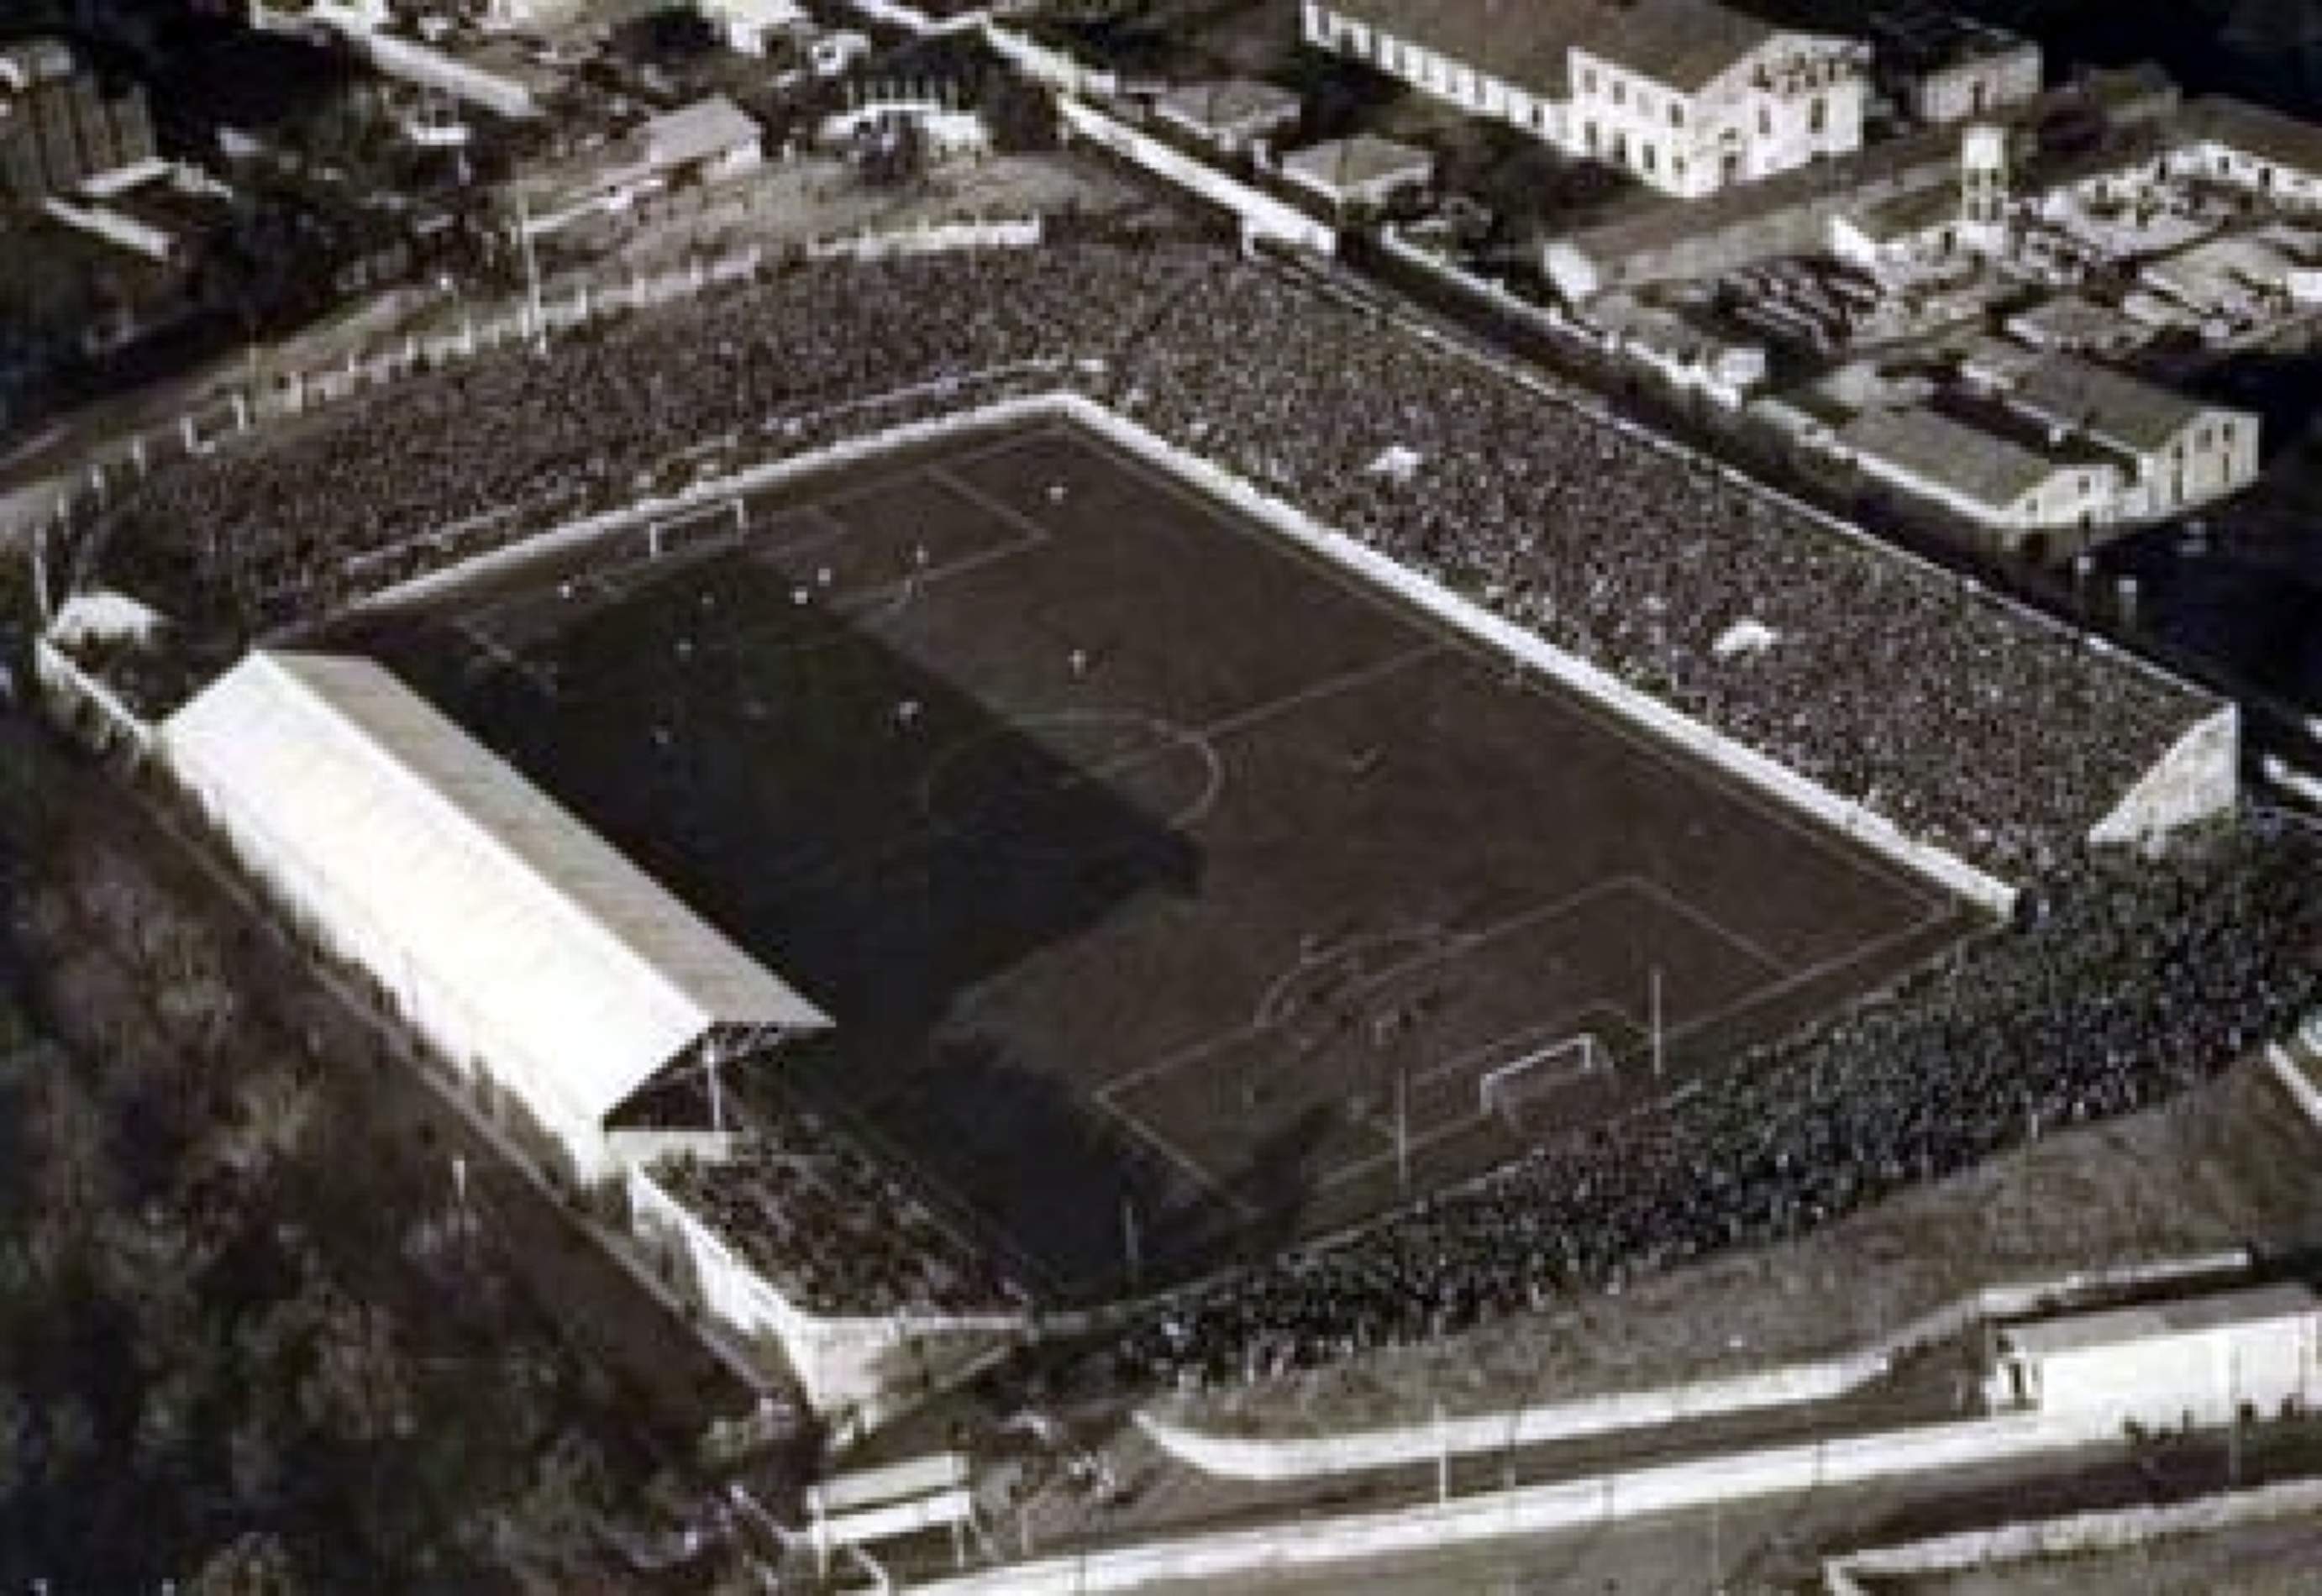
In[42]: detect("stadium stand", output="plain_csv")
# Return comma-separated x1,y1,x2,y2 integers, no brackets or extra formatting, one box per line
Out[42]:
160,650,829,1182
66,234,2320,1404
1116,817,2322,1389
81,239,2210,883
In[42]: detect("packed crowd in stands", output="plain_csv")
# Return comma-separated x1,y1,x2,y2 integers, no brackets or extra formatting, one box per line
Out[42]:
76,234,2304,1346
651,1102,1027,1316
85,235,2205,881
1116,815,2322,1389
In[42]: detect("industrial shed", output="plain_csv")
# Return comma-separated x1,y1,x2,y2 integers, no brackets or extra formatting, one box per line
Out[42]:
160,650,829,1180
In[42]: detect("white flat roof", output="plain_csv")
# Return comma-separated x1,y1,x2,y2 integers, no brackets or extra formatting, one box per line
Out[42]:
2004,1282,2319,1359
164,651,827,1129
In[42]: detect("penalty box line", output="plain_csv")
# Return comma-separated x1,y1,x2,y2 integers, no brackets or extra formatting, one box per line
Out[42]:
455,479,1057,709
1095,874,1649,1110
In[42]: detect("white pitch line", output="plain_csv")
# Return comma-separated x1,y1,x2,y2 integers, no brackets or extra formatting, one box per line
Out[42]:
454,617,558,698
1096,878,1641,1107
1095,1099,1258,1220
1626,874,1791,980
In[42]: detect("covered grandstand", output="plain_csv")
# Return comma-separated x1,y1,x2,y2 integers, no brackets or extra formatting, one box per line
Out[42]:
160,649,830,1181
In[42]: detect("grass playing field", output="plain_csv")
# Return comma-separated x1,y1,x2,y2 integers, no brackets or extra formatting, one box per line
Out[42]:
330,412,1972,1302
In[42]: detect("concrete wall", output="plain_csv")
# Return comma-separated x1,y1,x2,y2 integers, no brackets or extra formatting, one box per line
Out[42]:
1137,1250,2250,1482
2088,703,2240,849
980,19,1119,100
918,1411,2117,1594
2266,1042,2322,1132
1053,98,1337,255
626,1158,1026,1438
31,636,154,759
1825,1475,2322,1592
804,217,1043,261
2006,1314,2320,1429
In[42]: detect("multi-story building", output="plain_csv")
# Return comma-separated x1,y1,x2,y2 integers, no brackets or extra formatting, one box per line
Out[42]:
1301,0,1868,199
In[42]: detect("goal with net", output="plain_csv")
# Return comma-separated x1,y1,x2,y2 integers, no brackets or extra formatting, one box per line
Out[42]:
643,496,748,560
1478,1032,1605,1123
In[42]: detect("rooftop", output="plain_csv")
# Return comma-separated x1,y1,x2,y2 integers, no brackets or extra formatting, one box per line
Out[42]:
2007,353,2224,456
2179,94,2322,181
2003,1282,2319,1358
1573,0,1784,93
1840,404,2072,510
643,95,760,170
1863,0,2036,75
161,651,829,1130
1281,133,1433,193
1328,0,1598,100
1155,76,1301,132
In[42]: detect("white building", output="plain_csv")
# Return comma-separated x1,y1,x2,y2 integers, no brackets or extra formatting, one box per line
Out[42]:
696,0,808,57
1987,1284,2321,1430
2169,96,2322,211
161,651,829,1184
1565,0,1866,198
2003,353,2260,521
1154,77,1303,156
1279,133,1434,209
1837,404,2121,557
1302,0,1868,198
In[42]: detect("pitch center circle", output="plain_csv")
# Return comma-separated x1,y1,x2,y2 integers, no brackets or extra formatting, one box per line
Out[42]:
917,708,1224,852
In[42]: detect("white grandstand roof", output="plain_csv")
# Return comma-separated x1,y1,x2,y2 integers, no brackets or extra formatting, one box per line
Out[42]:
163,651,827,1131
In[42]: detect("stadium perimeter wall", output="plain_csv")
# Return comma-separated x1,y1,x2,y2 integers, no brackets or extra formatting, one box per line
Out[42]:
1137,1250,2251,1481
918,1410,2126,1594
1052,100,1337,255
2089,704,2242,849
32,636,155,760
625,1164,1027,1438
1820,1476,2322,1593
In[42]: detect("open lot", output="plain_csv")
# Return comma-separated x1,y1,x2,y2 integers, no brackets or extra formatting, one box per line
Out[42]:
332,414,1967,1301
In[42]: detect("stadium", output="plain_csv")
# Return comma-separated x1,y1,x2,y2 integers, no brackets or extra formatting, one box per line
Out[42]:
29,233,2320,1433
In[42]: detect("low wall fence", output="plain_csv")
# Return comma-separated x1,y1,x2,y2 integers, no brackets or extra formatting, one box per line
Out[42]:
1136,1247,2251,1482
13,245,780,550
806,217,1043,260
354,375,1069,613
627,1161,1025,1439
1054,98,1337,255
2266,1042,2322,1131
1820,1475,2322,1594
917,1410,2114,1594
982,19,1120,99
31,636,155,760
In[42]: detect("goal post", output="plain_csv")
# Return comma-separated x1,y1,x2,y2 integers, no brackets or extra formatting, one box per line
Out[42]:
644,496,747,560
1479,1032,1605,1123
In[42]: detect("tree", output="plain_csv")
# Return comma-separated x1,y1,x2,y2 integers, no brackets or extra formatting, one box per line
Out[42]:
186,1532,303,1596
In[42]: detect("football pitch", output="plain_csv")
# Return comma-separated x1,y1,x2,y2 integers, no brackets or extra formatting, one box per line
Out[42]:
334,413,1973,1301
